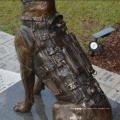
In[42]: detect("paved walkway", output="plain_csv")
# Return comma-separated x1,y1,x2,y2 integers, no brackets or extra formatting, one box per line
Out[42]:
0,30,120,120
0,31,19,73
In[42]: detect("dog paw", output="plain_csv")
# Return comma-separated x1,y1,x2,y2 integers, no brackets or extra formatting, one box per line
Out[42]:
13,101,32,112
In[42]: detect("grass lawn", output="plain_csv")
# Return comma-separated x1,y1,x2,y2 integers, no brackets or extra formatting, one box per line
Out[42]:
0,1,120,52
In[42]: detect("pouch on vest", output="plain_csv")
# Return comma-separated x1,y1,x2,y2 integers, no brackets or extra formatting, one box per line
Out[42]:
63,33,95,75
43,78,60,95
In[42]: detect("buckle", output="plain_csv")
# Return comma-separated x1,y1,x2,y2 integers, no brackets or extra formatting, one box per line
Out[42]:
55,21,66,28
67,81,79,91
32,21,46,29
50,32,56,38
46,47,56,56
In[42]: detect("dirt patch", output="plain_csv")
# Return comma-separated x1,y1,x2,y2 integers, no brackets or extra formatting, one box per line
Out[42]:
81,21,100,43
80,35,93,42
87,24,120,75
83,21,99,30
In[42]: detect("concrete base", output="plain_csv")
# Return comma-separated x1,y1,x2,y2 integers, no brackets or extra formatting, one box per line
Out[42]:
0,80,57,120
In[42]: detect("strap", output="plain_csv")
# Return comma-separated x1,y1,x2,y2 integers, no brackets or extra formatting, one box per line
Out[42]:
47,13,63,28
21,13,63,29
19,25,35,53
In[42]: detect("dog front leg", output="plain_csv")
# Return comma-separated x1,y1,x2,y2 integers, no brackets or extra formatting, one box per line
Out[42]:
13,31,35,112
13,67,35,112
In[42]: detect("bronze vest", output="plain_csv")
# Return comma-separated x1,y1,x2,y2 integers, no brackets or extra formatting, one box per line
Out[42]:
19,12,106,107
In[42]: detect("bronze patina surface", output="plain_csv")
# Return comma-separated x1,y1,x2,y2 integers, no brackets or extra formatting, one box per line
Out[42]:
14,0,112,119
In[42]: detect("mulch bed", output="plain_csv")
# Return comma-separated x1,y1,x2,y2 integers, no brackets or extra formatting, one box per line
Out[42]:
87,24,120,75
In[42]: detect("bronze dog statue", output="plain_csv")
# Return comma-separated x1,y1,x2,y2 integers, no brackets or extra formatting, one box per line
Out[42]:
14,0,112,120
